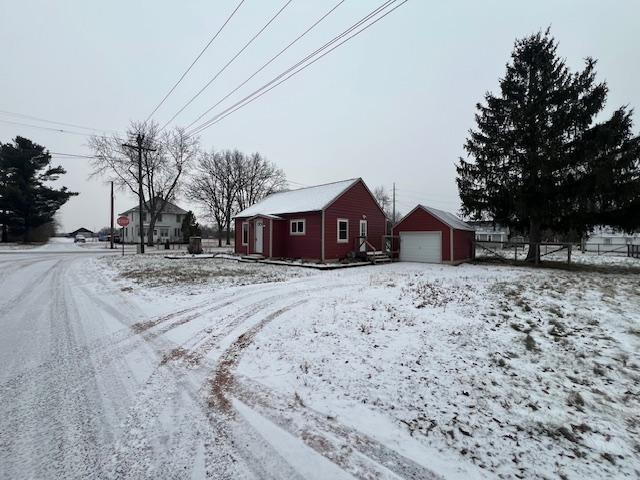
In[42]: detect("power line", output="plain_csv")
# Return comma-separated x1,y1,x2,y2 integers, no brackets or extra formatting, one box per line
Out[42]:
0,109,118,134
49,152,97,159
185,0,347,131
145,0,246,123
187,0,406,136
161,0,294,131
0,118,95,137
188,0,397,135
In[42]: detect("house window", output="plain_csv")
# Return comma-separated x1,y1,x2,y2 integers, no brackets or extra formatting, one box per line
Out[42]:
604,238,612,245
176,214,181,224
337,219,349,243
242,222,249,245
175,228,179,237
290,219,305,235
157,213,163,222
160,228,169,238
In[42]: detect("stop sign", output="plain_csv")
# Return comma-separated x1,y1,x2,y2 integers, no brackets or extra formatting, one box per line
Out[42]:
117,216,130,227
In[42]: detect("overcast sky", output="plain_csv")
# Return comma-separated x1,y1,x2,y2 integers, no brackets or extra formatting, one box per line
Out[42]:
1,0,638,232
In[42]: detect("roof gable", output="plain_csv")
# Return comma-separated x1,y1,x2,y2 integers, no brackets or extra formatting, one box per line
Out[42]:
394,204,473,231
120,198,187,216
235,178,360,218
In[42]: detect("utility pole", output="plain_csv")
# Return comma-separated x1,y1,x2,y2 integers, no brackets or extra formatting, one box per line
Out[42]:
110,181,114,249
392,182,396,225
122,134,156,254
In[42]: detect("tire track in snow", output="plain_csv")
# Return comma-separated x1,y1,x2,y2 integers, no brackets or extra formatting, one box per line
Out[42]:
232,379,442,480
103,294,315,479
0,257,131,479
204,285,441,480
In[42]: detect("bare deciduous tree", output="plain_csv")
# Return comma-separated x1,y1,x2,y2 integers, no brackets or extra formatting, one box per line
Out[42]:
187,149,286,246
89,121,199,246
234,152,287,212
373,186,391,213
187,150,236,247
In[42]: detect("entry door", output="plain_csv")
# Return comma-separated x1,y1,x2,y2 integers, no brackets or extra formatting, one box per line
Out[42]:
254,220,263,254
359,220,368,252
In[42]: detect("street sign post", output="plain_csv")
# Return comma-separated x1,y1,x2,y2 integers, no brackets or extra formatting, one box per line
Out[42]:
117,216,129,256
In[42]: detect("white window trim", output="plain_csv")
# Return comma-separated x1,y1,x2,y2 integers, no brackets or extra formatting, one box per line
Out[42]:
337,218,349,243
290,218,306,236
242,222,249,246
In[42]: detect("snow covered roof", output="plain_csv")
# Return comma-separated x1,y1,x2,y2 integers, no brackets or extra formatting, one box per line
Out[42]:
419,205,474,231
120,198,187,215
235,178,360,218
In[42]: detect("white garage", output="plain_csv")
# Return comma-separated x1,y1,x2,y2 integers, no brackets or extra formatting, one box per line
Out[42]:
399,232,441,263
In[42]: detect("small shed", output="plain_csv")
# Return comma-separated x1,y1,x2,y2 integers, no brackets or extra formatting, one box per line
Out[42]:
69,227,94,238
392,205,474,264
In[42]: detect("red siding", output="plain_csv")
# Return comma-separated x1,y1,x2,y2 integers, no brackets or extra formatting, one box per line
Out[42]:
392,207,452,262
234,218,249,255
323,180,387,260
280,213,322,260
453,229,474,262
271,219,287,258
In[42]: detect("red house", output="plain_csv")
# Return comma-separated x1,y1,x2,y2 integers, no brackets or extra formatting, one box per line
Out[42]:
392,205,474,264
234,178,387,262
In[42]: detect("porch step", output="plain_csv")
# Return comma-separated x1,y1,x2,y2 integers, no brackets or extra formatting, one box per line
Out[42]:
366,252,392,264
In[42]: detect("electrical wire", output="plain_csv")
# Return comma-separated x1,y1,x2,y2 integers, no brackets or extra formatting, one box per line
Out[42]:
0,118,95,137
187,0,396,135
187,0,406,136
160,0,294,131
185,0,347,131
0,109,118,134
145,0,246,123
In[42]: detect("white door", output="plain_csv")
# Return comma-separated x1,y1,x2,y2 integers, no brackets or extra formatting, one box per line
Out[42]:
254,220,263,254
399,232,441,263
359,220,368,252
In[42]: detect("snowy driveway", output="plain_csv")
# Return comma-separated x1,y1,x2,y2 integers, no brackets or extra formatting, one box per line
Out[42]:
2,244,639,479
0,245,440,480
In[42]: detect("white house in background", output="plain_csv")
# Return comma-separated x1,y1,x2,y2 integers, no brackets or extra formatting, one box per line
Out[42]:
467,221,510,243
119,199,187,244
585,227,640,251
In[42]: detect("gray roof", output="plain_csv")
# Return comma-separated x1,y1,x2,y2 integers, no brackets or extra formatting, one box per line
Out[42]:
120,198,187,216
419,205,474,231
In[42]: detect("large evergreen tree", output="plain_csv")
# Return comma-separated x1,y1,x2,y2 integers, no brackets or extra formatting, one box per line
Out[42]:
181,210,201,242
0,136,77,242
457,29,640,260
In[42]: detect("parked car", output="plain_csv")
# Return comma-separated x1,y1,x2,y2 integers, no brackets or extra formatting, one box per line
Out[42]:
74,234,86,243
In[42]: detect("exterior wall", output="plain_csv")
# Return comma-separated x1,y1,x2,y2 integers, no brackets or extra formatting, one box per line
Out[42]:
279,213,322,260
392,208,452,262
271,219,288,258
585,235,640,246
234,218,248,255
453,229,474,262
234,214,321,259
323,180,387,260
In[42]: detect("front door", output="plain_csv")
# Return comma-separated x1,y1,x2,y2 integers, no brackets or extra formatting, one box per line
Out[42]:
254,220,263,254
359,219,368,252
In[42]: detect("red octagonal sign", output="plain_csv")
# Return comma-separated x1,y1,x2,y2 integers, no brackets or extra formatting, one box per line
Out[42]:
117,216,130,227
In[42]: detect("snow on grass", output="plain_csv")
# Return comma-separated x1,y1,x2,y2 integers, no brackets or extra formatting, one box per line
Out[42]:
102,254,317,296
238,263,640,479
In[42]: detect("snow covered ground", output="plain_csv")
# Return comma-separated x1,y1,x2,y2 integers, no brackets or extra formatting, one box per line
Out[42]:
2,243,638,479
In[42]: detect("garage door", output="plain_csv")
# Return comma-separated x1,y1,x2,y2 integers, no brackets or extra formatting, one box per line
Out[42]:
399,232,441,263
